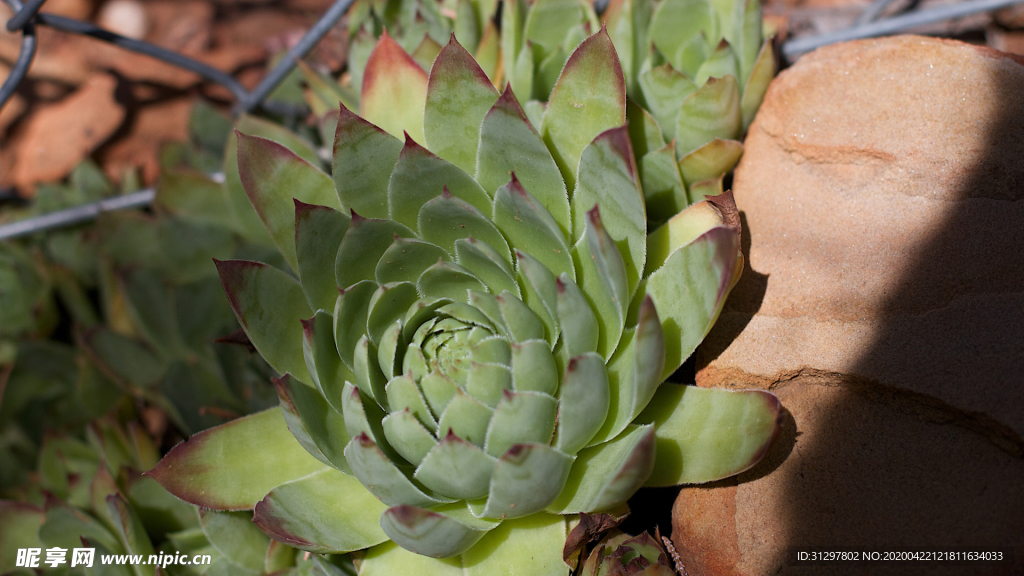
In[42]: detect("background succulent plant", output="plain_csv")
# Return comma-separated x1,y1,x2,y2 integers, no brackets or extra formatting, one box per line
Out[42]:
0,416,348,576
149,30,779,575
501,0,775,226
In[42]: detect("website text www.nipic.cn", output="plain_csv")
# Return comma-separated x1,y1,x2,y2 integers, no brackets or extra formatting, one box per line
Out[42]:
15,548,213,569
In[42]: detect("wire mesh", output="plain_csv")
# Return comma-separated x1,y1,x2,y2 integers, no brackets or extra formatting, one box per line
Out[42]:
2,0,1024,240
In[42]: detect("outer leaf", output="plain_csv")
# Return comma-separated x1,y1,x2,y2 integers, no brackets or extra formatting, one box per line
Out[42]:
694,39,738,87
555,275,599,358
199,510,271,572
424,37,500,174
548,424,655,513
380,504,497,558
541,30,626,190
254,468,389,553
216,259,313,384
643,225,740,378
461,514,570,576
678,138,744,186
276,373,352,474
572,127,646,297
636,385,780,485
236,133,340,272
344,433,449,507
476,86,570,236
482,444,573,519
376,238,451,285
675,76,742,157
556,352,610,454
295,200,351,312
649,0,715,78
485,391,558,457
333,105,403,219
358,541,464,576
415,432,497,499
0,502,44,572
147,408,326,510
361,31,429,143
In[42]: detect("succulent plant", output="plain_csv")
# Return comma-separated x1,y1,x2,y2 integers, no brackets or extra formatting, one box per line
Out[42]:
0,243,57,363
502,0,775,223
0,417,350,576
579,530,677,576
149,31,780,574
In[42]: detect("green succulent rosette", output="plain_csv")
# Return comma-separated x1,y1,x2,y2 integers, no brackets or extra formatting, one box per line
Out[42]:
149,31,779,574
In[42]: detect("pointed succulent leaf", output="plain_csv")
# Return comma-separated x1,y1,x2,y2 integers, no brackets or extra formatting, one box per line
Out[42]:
643,218,740,378
389,138,493,231
237,133,340,272
297,59,359,115
295,200,351,312
541,29,626,190
334,280,378,371
636,385,780,485
482,444,573,519
304,311,356,416
694,39,738,87
603,0,654,98
466,361,514,407
689,175,725,202
424,37,500,174
342,382,392,451
675,75,742,157
476,87,570,235
333,105,403,219
0,502,45,570
638,64,697,143
484,391,557,457
336,214,416,290
383,410,438,466
736,0,763,81
454,239,519,297
413,35,445,71
147,408,326,510
226,115,319,245
414,432,497,499
501,0,528,86
678,138,744,187
556,352,610,454
254,467,389,553
419,260,488,302
361,31,429,142
106,495,157,562
418,191,511,262
493,177,574,281
367,282,420,345
741,40,775,129
345,433,450,507
376,237,451,285
510,339,559,395
571,208,627,359
199,509,271,572
572,127,646,297
548,424,655,513
386,373,437,431
216,259,313,384
380,504,499,558
515,250,559,342
437,389,493,447
276,374,353,474
555,275,600,358
496,291,547,343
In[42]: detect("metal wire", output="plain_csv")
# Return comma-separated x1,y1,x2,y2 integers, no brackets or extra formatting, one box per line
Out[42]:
783,0,1024,58
235,0,356,113
855,0,902,25
5,0,42,31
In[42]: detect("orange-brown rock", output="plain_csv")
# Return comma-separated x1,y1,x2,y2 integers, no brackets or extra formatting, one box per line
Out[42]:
674,36,1024,575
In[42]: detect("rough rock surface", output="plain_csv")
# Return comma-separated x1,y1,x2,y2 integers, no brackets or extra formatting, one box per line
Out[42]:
673,36,1024,575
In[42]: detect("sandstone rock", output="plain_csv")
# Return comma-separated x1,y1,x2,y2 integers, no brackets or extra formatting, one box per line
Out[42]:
674,36,1024,575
